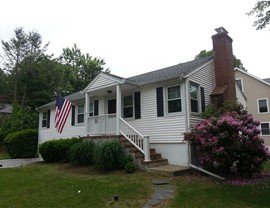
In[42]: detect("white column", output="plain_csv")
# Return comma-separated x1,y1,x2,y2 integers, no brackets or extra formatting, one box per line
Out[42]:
85,92,89,135
116,84,121,135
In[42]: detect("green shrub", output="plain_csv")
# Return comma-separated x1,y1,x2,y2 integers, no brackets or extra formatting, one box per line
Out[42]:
4,129,38,158
124,161,136,174
39,137,81,162
0,130,11,143
69,141,96,166
121,154,136,173
95,141,124,170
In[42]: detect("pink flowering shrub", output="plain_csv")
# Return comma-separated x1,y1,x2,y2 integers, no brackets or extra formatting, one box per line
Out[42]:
185,102,270,176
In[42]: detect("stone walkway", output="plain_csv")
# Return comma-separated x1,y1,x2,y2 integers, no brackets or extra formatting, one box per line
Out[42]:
0,157,42,168
143,179,174,208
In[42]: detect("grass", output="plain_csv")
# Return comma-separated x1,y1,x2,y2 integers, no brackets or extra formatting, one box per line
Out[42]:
0,163,154,208
1,162,270,207
170,161,270,208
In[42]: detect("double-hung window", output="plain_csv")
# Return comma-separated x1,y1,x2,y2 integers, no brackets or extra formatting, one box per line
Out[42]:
167,86,181,113
123,95,133,118
89,102,94,117
261,122,270,135
258,99,268,113
190,84,199,113
42,112,48,128
77,105,84,124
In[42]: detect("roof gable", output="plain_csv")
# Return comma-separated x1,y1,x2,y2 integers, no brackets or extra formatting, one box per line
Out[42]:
82,72,125,93
235,68,270,87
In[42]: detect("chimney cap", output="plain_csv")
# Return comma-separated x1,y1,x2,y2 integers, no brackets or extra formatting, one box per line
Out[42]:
215,27,228,34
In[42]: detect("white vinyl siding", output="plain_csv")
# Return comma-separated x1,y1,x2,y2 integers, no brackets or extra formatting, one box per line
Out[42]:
188,61,215,127
127,81,186,143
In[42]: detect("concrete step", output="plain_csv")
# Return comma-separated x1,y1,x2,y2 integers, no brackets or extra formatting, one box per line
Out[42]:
149,165,191,177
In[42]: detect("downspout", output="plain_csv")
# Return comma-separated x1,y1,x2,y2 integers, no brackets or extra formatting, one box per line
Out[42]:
189,163,225,180
184,78,191,165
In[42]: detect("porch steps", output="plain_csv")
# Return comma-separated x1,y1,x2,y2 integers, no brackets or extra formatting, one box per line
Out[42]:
120,138,169,171
149,165,191,177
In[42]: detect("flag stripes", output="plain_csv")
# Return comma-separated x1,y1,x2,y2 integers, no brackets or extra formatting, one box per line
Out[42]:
55,95,72,133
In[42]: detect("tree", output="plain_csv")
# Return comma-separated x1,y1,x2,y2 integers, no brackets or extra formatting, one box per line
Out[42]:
0,27,49,106
58,44,109,93
247,1,270,30
194,50,246,71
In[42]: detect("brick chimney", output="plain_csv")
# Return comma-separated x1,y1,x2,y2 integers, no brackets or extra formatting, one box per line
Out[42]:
211,27,236,106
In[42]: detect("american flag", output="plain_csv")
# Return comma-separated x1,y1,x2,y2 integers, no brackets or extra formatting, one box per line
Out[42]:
54,95,72,133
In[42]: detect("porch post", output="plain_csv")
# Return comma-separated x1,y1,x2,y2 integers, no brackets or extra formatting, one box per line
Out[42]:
116,84,121,135
85,92,89,134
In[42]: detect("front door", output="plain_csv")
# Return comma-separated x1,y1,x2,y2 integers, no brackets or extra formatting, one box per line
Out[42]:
108,99,116,114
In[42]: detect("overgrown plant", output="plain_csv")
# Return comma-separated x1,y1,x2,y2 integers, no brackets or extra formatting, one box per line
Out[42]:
69,141,96,166
95,141,124,170
185,101,270,176
121,154,136,173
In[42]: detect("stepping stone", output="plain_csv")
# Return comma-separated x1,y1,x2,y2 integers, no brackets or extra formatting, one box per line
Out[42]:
152,179,169,185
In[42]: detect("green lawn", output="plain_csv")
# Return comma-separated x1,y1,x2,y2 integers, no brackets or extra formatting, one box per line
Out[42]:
1,162,270,207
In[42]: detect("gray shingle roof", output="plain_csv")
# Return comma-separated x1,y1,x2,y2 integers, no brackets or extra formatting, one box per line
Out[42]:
37,56,213,110
126,56,213,85
263,78,270,84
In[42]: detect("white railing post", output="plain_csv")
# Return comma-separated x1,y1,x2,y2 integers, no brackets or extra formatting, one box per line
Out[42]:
116,84,121,135
143,136,150,162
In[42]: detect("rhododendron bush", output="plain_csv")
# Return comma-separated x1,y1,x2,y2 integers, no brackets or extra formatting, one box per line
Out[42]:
185,102,270,176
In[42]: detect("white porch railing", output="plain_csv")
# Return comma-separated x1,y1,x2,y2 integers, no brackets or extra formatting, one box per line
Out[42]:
119,117,150,161
88,114,116,135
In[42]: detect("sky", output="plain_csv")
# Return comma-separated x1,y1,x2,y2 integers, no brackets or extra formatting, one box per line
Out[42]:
0,0,269,79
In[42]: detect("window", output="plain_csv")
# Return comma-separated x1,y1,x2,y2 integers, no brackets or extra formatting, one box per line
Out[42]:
123,95,133,118
261,123,270,135
77,105,84,123
42,110,50,128
42,112,48,128
167,86,181,113
236,79,243,91
258,99,268,113
190,84,199,113
89,102,94,117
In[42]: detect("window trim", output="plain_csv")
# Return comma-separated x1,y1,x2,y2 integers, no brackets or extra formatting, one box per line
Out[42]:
123,94,134,119
257,98,269,114
190,83,200,113
76,104,85,124
41,111,48,128
89,101,94,117
236,78,243,92
166,85,182,114
261,122,270,136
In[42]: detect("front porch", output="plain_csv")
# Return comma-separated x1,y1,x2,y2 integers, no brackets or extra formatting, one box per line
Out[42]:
82,72,151,162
